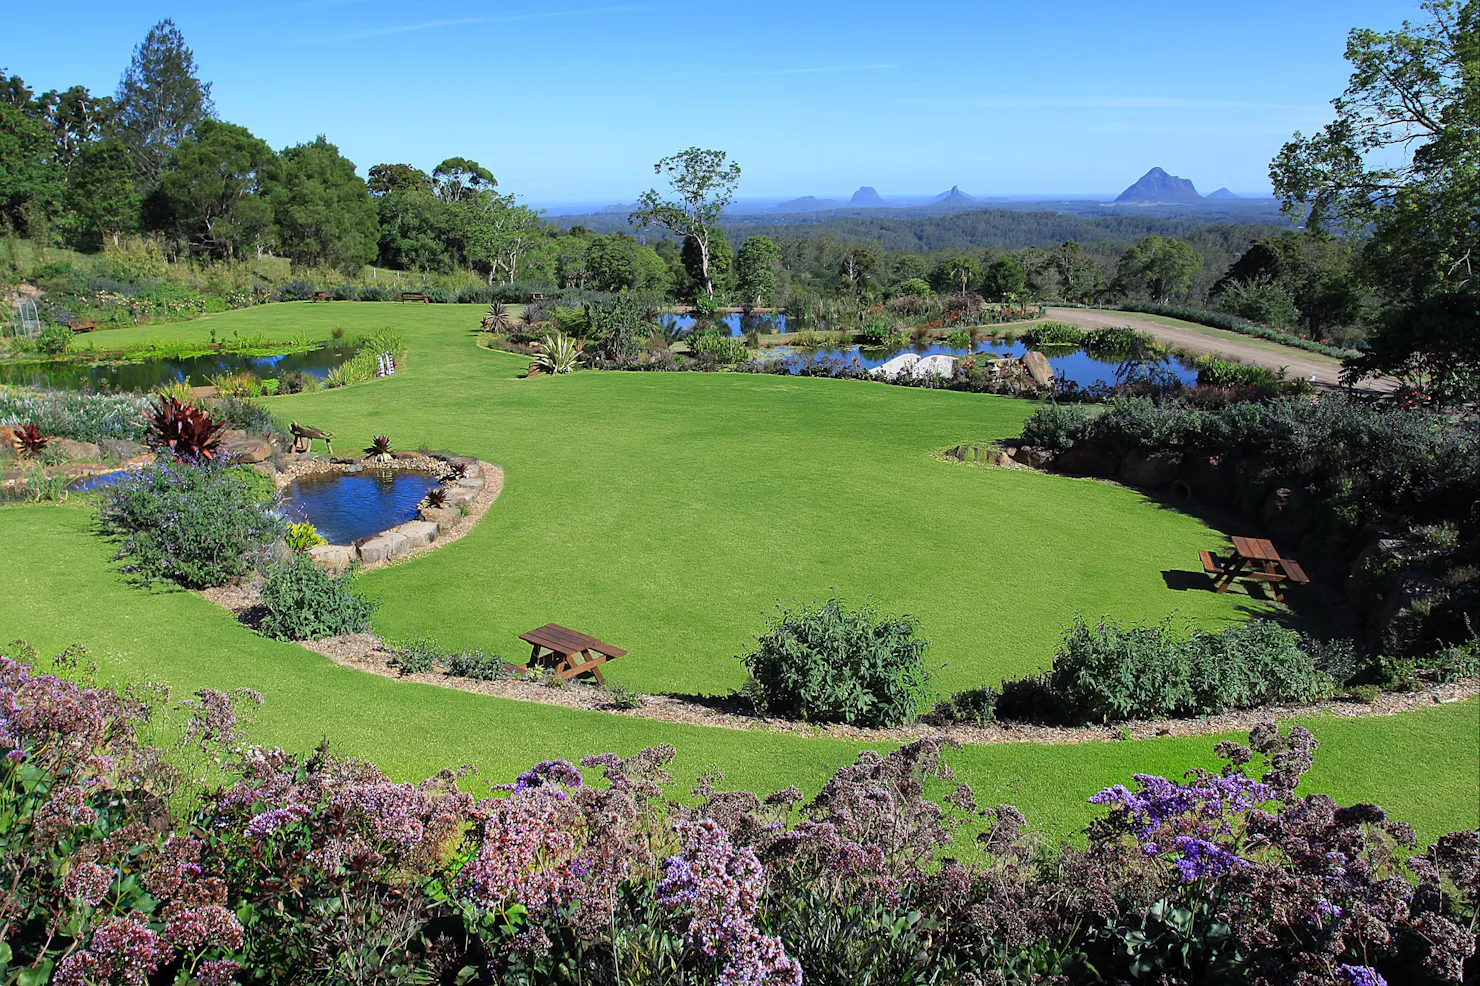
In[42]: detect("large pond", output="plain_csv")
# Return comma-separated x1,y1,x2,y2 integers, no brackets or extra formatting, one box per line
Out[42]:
771,338,1201,390
282,470,440,545
662,312,789,336
0,343,359,392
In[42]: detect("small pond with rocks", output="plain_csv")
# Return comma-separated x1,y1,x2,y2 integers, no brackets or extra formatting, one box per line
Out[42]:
281,468,441,545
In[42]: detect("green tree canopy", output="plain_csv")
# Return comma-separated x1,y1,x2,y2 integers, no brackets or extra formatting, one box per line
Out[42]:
1113,235,1201,301
113,19,215,187
147,119,273,259
736,235,781,306
367,163,432,196
64,138,138,245
682,227,732,297
981,255,1029,300
585,234,639,292
1273,0,1479,398
432,157,495,203
0,100,63,235
928,254,981,295
630,147,741,298
267,137,378,270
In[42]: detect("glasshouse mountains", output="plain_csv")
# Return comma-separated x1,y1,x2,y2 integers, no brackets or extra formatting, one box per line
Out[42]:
0,6,1477,986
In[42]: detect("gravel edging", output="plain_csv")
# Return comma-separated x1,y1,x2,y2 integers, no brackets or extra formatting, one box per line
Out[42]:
296,630,1480,746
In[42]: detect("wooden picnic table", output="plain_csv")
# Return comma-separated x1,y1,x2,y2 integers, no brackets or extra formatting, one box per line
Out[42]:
520,623,626,684
311,291,332,303
1200,536,1309,602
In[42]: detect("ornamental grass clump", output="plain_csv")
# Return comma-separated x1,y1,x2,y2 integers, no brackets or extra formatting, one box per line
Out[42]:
97,458,284,589
740,596,930,727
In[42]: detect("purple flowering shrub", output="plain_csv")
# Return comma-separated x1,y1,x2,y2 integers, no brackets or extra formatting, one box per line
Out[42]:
3,639,1477,986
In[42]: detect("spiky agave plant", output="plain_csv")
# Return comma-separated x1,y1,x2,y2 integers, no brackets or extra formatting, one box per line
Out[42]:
364,435,393,463
532,333,580,375
146,397,225,461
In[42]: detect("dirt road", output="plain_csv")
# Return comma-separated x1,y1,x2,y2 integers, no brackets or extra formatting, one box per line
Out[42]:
1044,307,1393,393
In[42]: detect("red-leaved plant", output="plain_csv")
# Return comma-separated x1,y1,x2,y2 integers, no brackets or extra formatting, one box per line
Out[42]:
146,397,225,461
12,423,50,457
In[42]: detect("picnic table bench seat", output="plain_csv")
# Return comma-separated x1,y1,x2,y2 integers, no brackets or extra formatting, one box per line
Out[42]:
1202,537,1310,602
397,291,430,303
311,291,332,302
520,623,625,684
67,318,98,332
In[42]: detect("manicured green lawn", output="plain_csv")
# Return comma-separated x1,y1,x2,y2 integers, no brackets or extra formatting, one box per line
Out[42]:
3,302,1475,842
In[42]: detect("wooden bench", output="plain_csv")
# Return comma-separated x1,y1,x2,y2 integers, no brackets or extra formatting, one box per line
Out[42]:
519,623,626,684
312,291,332,303
397,291,430,304
67,318,98,333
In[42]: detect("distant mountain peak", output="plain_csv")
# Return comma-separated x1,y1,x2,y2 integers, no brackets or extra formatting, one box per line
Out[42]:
1206,187,1240,200
769,195,843,214
934,185,977,205
1115,167,1201,204
850,186,885,207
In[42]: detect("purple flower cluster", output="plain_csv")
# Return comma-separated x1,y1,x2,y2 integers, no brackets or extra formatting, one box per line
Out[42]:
162,903,246,953
657,819,801,986
502,758,584,796
62,860,115,905
243,803,311,838
53,916,163,986
1339,965,1388,986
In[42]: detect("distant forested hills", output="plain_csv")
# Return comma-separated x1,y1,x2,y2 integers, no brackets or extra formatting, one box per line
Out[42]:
556,205,1289,254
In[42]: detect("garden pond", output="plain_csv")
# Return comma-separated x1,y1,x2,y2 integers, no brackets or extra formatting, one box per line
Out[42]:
658,315,1200,388
281,469,440,545
774,339,1202,389
0,343,359,392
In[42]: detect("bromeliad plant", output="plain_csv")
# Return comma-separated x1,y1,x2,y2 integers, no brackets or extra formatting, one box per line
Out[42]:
364,434,392,464
146,396,225,461
12,422,50,457
425,487,449,508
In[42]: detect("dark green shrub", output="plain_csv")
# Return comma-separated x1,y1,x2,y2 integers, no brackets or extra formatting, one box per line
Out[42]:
926,685,998,726
36,323,71,356
423,287,451,303
740,597,930,727
995,673,1060,721
456,285,499,304
98,459,284,588
1018,403,1092,450
445,647,507,680
258,554,377,641
1082,326,1160,361
1196,358,1281,390
389,633,439,675
1021,321,1085,347
1040,616,1330,723
278,279,318,301
356,285,392,302
1430,639,1479,682
331,283,356,300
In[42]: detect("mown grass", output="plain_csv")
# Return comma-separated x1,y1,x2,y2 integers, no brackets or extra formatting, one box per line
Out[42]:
2,301,1475,841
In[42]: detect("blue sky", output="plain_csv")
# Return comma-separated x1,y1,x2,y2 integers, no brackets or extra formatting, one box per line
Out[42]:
5,1,1418,206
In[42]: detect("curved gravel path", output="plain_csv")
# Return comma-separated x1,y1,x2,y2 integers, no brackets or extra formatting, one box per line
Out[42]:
1045,307,1394,393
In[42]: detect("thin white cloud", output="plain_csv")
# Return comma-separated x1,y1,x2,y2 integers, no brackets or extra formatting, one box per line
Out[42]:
317,1,740,42
893,95,1310,112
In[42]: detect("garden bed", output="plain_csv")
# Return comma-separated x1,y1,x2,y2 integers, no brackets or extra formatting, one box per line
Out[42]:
291,624,1479,745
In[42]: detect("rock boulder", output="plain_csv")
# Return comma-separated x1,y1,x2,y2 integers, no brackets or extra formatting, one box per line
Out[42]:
1117,448,1183,490
1020,351,1055,388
